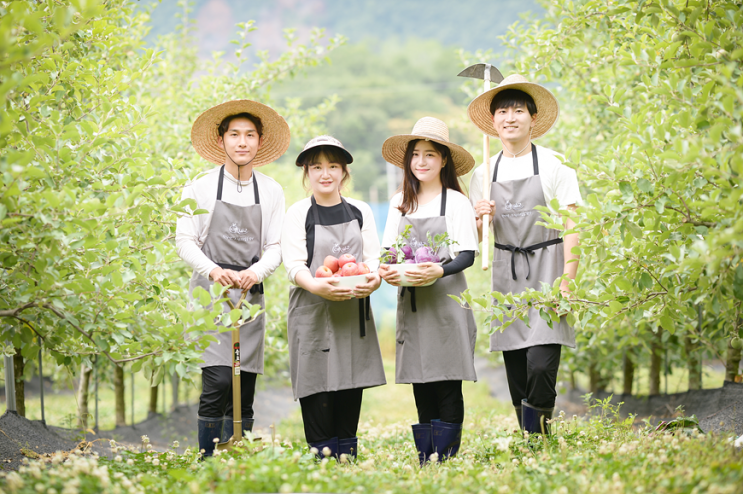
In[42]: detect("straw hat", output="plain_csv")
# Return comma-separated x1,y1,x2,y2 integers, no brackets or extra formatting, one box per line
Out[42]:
467,74,559,139
191,100,290,167
382,117,475,176
295,135,353,166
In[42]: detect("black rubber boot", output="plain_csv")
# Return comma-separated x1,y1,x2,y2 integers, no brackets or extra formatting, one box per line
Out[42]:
338,437,358,461
308,437,339,460
197,416,224,458
412,423,434,465
521,399,553,435
221,417,254,442
431,420,462,462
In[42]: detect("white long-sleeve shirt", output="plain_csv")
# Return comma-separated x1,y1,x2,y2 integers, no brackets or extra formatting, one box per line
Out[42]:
175,167,284,282
281,196,381,284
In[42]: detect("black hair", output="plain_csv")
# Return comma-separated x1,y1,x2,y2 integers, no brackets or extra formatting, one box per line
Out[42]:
397,139,463,215
298,145,351,192
489,89,537,116
217,112,263,137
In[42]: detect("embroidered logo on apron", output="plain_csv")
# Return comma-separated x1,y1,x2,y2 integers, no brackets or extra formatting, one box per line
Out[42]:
223,222,255,242
504,199,523,211
331,242,351,254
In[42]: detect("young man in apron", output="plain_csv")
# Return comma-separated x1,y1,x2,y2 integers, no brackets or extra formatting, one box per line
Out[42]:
176,100,290,457
467,75,581,434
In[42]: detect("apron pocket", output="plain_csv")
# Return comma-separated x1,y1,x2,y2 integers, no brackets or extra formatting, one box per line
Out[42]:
491,259,511,296
288,301,331,355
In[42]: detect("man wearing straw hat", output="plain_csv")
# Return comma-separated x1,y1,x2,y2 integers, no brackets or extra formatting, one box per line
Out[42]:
176,100,290,457
467,75,581,434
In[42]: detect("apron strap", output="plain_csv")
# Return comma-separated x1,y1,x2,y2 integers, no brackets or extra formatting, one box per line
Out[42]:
217,165,225,201
494,237,563,280
440,185,447,216
491,143,539,183
252,172,260,204
401,286,417,313
357,297,371,338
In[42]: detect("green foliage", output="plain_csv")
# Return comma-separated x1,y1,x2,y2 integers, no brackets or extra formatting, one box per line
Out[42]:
461,0,743,389
3,406,742,493
0,0,341,385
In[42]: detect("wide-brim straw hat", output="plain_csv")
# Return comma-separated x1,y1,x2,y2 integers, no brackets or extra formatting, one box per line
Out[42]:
382,117,475,176
191,100,290,167
295,135,353,166
467,74,559,139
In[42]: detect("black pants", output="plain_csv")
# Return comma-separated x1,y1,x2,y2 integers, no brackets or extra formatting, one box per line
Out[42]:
412,380,464,424
502,344,562,409
299,388,363,443
198,366,257,420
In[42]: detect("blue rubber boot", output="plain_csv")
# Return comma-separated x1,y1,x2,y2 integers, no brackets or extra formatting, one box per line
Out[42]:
521,399,553,435
197,416,224,458
412,423,434,465
338,437,358,461
221,417,254,442
431,420,462,462
308,437,339,460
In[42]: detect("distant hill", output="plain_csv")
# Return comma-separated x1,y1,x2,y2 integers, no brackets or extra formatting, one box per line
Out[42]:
144,0,542,56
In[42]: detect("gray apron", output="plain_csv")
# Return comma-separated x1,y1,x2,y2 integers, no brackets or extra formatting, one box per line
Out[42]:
489,144,575,351
395,187,478,384
287,197,386,400
188,166,267,373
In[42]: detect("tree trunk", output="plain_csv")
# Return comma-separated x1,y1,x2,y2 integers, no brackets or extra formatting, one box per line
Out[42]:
171,373,179,410
149,383,159,416
589,357,600,394
77,364,93,428
569,369,576,391
724,338,742,382
649,331,662,395
113,365,126,427
13,349,25,417
685,336,702,390
622,349,635,395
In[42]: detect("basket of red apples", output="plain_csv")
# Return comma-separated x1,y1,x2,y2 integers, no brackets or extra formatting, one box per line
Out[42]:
380,226,455,287
315,254,373,290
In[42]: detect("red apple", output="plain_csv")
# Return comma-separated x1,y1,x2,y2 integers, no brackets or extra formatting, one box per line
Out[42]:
324,255,339,273
341,262,359,277
315,265,333,278
357,262,370,274
338,253,356,268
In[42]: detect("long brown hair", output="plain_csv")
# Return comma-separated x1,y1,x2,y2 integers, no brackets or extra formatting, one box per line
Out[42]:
396,139,463,215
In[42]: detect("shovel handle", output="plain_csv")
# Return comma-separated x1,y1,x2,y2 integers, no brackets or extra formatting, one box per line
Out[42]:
482,129,491,271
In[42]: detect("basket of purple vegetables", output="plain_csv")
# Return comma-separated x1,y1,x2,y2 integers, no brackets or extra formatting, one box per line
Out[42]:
380,225,456,287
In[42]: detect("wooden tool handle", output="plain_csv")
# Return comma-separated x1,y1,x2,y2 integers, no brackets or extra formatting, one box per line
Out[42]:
482,132,491,271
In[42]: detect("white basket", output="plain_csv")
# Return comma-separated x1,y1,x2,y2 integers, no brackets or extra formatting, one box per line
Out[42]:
383,263,438,287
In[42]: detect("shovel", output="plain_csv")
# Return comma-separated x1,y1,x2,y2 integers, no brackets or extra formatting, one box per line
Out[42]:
458,63,504,271
216,288,250,451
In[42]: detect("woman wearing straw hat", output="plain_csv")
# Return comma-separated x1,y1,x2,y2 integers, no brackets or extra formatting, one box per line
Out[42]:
176,100,290,457
281,136,386,460
378,117,479,464
467,74,581,434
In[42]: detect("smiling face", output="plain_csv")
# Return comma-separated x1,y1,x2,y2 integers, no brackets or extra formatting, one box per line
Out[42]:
492,102,537,146
410,140,446,184
217,117,263,166
307,152,345,198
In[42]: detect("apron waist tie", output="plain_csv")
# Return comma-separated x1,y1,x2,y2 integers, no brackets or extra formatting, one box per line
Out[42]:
357,297,371,338
494,238,564,281
401,286,417,313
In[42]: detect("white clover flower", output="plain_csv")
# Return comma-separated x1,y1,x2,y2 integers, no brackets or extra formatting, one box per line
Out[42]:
47,488,58,494
190,464,198,471
172,441,179,449
227,458,236,467
115,456,122,463
146,444,152,451
184,448,191,455
220,458,226,464
494,436,512,452
152,459,160,466
339,454,348,464
429,452,439,462
322,446,332,457
35,483,46,493
213,437,219,444
127,459,134,466
141,436,150,444
309,447,319,456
